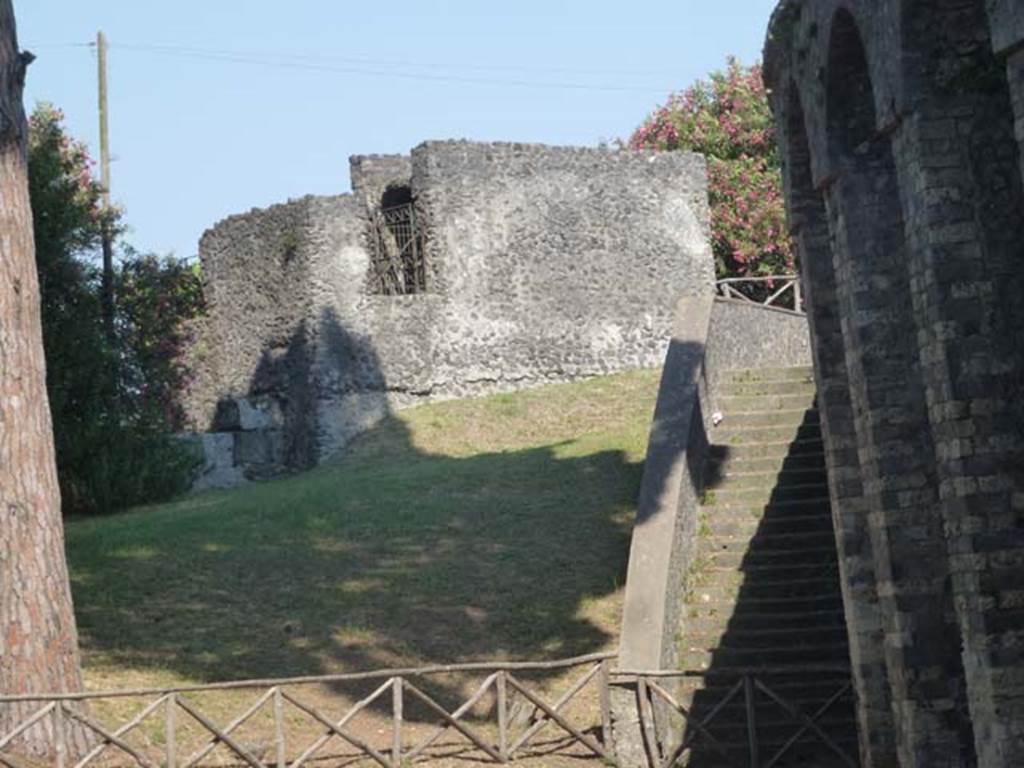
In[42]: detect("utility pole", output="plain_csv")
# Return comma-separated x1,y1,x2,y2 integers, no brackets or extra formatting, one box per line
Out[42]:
97,30,115,343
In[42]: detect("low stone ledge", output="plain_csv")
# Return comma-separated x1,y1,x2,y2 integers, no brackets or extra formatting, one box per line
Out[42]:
612,295,714,766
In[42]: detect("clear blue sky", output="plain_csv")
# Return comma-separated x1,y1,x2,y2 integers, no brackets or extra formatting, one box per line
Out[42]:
18,1,777,259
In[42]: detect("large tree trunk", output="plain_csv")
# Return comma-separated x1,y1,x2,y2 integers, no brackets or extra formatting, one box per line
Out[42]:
0,1,89,759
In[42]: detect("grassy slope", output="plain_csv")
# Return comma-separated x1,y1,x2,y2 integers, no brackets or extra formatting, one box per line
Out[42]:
67,370,660,691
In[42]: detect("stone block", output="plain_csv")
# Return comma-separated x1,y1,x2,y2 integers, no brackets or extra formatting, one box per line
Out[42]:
233,429,284,467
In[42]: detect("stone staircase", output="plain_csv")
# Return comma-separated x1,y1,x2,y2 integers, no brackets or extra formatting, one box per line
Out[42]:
674,365,859,766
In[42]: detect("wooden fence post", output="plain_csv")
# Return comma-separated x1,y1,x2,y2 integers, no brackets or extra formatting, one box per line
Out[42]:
52,703,66,768
745,676,758,768
273,687,285,768
636,676,662,768
598,659,613,754
165,695,177,768
392,678,403,768
496,671,509,763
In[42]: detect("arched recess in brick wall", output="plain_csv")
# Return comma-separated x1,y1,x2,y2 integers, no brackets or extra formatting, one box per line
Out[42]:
823,9,977,765
898,2,1024,762
783,84,897,767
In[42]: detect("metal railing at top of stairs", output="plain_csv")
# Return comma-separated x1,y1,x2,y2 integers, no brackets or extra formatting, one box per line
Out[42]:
715,275,805,315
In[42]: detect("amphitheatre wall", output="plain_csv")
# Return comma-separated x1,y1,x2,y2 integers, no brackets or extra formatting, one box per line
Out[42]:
765,1,1024,765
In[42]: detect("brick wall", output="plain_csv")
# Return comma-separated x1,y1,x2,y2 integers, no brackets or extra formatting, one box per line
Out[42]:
766,1,1024,764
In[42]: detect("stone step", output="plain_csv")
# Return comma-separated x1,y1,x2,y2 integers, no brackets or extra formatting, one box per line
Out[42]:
709,439,825,461
710,453,827,475
704,529,838,552
717,393,818,413
708,545,841,569
689,576,843,603
688,624,850,650
710,483,830,507
671,696,856,729
686,616,848,644
667,700,857,735
712,408,820,429
705,513,835,538
706,468,829,491
680,643,852,670
690,590,844,615
707,497,832,516
719,378,818,397
688,593,839,618
691,565,841,592
705,561,842,582
677,669,851,692
722,366,814,384
713,422,822,445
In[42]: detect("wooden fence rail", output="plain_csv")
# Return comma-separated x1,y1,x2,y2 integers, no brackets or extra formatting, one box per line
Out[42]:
715,275,804,314
1,658,858,767
0,653,615,768
612,665,857,768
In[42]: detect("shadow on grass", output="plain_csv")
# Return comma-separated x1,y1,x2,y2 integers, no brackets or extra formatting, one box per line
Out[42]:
65,308,647,725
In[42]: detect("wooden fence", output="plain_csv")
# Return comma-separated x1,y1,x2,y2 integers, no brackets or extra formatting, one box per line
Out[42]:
715,275,804,314
0,653,615,768
0,658,859,767
614,665,857,768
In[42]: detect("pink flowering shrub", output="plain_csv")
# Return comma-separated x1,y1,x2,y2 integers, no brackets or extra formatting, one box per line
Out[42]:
629,58,794,278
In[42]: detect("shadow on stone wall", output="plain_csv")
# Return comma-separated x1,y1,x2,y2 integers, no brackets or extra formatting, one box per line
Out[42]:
209,307,394,482
70,307,643,731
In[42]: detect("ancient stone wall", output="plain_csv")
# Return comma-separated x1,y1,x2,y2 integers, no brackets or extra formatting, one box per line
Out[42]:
702,298,811,409
186,141,713,485
766,2,1024,766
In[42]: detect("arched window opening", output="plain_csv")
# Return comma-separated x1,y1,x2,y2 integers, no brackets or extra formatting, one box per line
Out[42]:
368,184,427,295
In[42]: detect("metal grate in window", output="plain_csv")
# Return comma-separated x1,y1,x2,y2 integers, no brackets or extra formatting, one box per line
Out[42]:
368,203,427,295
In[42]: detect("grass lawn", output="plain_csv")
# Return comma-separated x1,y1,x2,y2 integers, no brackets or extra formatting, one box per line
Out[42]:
60,370,660,765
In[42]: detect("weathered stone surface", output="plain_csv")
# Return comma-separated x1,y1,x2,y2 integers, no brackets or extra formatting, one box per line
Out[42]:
703,298,811,407
185,140,714,482
766,2,1024,765
189,433,244,491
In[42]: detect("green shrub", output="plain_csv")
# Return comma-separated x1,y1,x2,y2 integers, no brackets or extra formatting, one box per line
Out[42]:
28,103,203,514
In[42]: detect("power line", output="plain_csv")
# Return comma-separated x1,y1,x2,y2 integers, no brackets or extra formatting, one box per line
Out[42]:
109,44,671,94
29,40,674,94
107,42,675,79
24,42,92,49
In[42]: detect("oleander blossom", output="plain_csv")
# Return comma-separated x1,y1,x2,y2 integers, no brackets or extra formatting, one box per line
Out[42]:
628,58,794,279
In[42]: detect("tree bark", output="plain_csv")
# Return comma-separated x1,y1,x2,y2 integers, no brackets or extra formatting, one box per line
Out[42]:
0,1,89,759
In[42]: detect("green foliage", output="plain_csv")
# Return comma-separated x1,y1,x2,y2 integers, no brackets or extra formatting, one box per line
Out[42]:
629,58,794,278
117,251,205,430
28,103,203,514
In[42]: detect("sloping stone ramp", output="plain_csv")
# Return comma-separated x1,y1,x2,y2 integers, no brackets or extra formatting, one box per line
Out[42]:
676,365,859,766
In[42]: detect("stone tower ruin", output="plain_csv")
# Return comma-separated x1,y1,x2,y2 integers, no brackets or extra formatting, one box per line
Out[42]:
184,141,714,487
